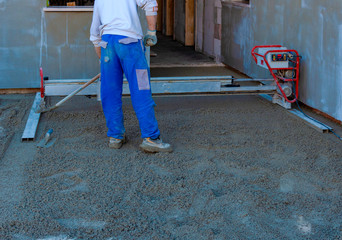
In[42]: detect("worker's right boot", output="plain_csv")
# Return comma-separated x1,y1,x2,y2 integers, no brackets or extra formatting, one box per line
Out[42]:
139,137,173,153
109,135,126,149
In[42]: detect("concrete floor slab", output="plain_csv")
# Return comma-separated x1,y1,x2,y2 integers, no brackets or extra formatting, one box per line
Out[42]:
0,93,341,239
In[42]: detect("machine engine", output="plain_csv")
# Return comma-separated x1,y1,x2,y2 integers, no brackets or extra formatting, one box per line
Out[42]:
251,45,300,103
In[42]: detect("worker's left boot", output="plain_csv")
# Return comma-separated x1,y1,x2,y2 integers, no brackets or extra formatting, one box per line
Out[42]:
140,137,172,153
109,135,126,149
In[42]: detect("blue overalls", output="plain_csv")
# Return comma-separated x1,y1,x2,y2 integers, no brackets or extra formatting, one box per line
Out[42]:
100,34,160,140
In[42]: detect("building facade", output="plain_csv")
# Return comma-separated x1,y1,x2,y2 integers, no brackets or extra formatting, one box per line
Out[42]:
0,0,341,122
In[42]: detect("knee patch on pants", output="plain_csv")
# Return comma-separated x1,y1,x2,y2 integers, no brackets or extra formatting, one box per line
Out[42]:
136,69,150,90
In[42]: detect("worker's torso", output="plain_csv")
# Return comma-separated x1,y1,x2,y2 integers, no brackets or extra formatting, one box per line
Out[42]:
97,0,143,39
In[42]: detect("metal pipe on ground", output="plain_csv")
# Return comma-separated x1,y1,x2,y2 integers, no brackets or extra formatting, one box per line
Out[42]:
36,73,101,113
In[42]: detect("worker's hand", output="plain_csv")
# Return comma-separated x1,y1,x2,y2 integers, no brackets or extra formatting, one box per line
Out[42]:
95,46,101,59
144,30,157,47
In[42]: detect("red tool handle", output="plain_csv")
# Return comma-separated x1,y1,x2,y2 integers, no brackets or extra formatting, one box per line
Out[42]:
40,67,45,98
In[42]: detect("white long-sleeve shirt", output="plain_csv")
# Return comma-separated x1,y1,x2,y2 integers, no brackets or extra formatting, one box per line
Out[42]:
90,0,158,47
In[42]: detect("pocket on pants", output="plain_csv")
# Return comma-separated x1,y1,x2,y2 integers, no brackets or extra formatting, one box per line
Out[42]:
98,40,108,48
119,37,139,45
136,69,150,90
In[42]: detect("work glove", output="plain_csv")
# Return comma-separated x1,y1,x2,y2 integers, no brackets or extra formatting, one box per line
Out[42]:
144,30,157,46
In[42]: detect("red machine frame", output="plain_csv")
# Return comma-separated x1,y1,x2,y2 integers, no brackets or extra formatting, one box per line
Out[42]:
40,67,45,98
251,45,300,103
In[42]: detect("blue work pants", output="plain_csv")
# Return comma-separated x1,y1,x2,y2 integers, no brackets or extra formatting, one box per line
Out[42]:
100,34,160,139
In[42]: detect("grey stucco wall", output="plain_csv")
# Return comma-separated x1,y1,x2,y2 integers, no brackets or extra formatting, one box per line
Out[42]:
196,0,221,59
221,0,342,122
0,0,45,88
195,0,205,52
174,0,185,44
0,1,99,88
203,0,215,57
42,11,99,80
42,9,147,79
0,2,148,88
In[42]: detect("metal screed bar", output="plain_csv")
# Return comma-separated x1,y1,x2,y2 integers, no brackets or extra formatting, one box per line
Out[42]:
22,93,42,141
23,77,277,141
259,94,333,133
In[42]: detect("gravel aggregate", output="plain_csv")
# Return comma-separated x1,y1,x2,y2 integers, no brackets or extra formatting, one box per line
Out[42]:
0,94,341,239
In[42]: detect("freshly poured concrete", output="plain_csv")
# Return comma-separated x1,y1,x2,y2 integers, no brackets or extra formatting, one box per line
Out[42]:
0,93,341,239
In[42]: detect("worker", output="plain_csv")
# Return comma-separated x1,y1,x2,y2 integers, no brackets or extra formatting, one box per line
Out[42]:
90,0,172,153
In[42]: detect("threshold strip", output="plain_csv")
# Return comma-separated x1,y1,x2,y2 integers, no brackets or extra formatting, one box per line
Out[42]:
259,94,333,133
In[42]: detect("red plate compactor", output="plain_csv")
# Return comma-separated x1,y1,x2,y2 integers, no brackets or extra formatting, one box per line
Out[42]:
252,45,300,108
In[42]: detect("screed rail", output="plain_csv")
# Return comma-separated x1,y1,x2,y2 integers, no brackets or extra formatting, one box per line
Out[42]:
22,76,276,141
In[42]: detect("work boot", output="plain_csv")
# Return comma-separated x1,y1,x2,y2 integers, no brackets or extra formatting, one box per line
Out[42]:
109,135,126,149
140,137,173,153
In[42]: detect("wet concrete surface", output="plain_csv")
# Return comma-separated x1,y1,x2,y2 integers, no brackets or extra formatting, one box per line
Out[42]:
0,93,341,239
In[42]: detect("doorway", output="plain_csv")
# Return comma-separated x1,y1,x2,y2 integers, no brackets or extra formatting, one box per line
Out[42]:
156,0,221,60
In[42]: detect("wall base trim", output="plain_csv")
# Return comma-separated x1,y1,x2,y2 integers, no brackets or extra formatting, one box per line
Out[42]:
301,103,342,126
0,89,40,94
1,87,340,126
